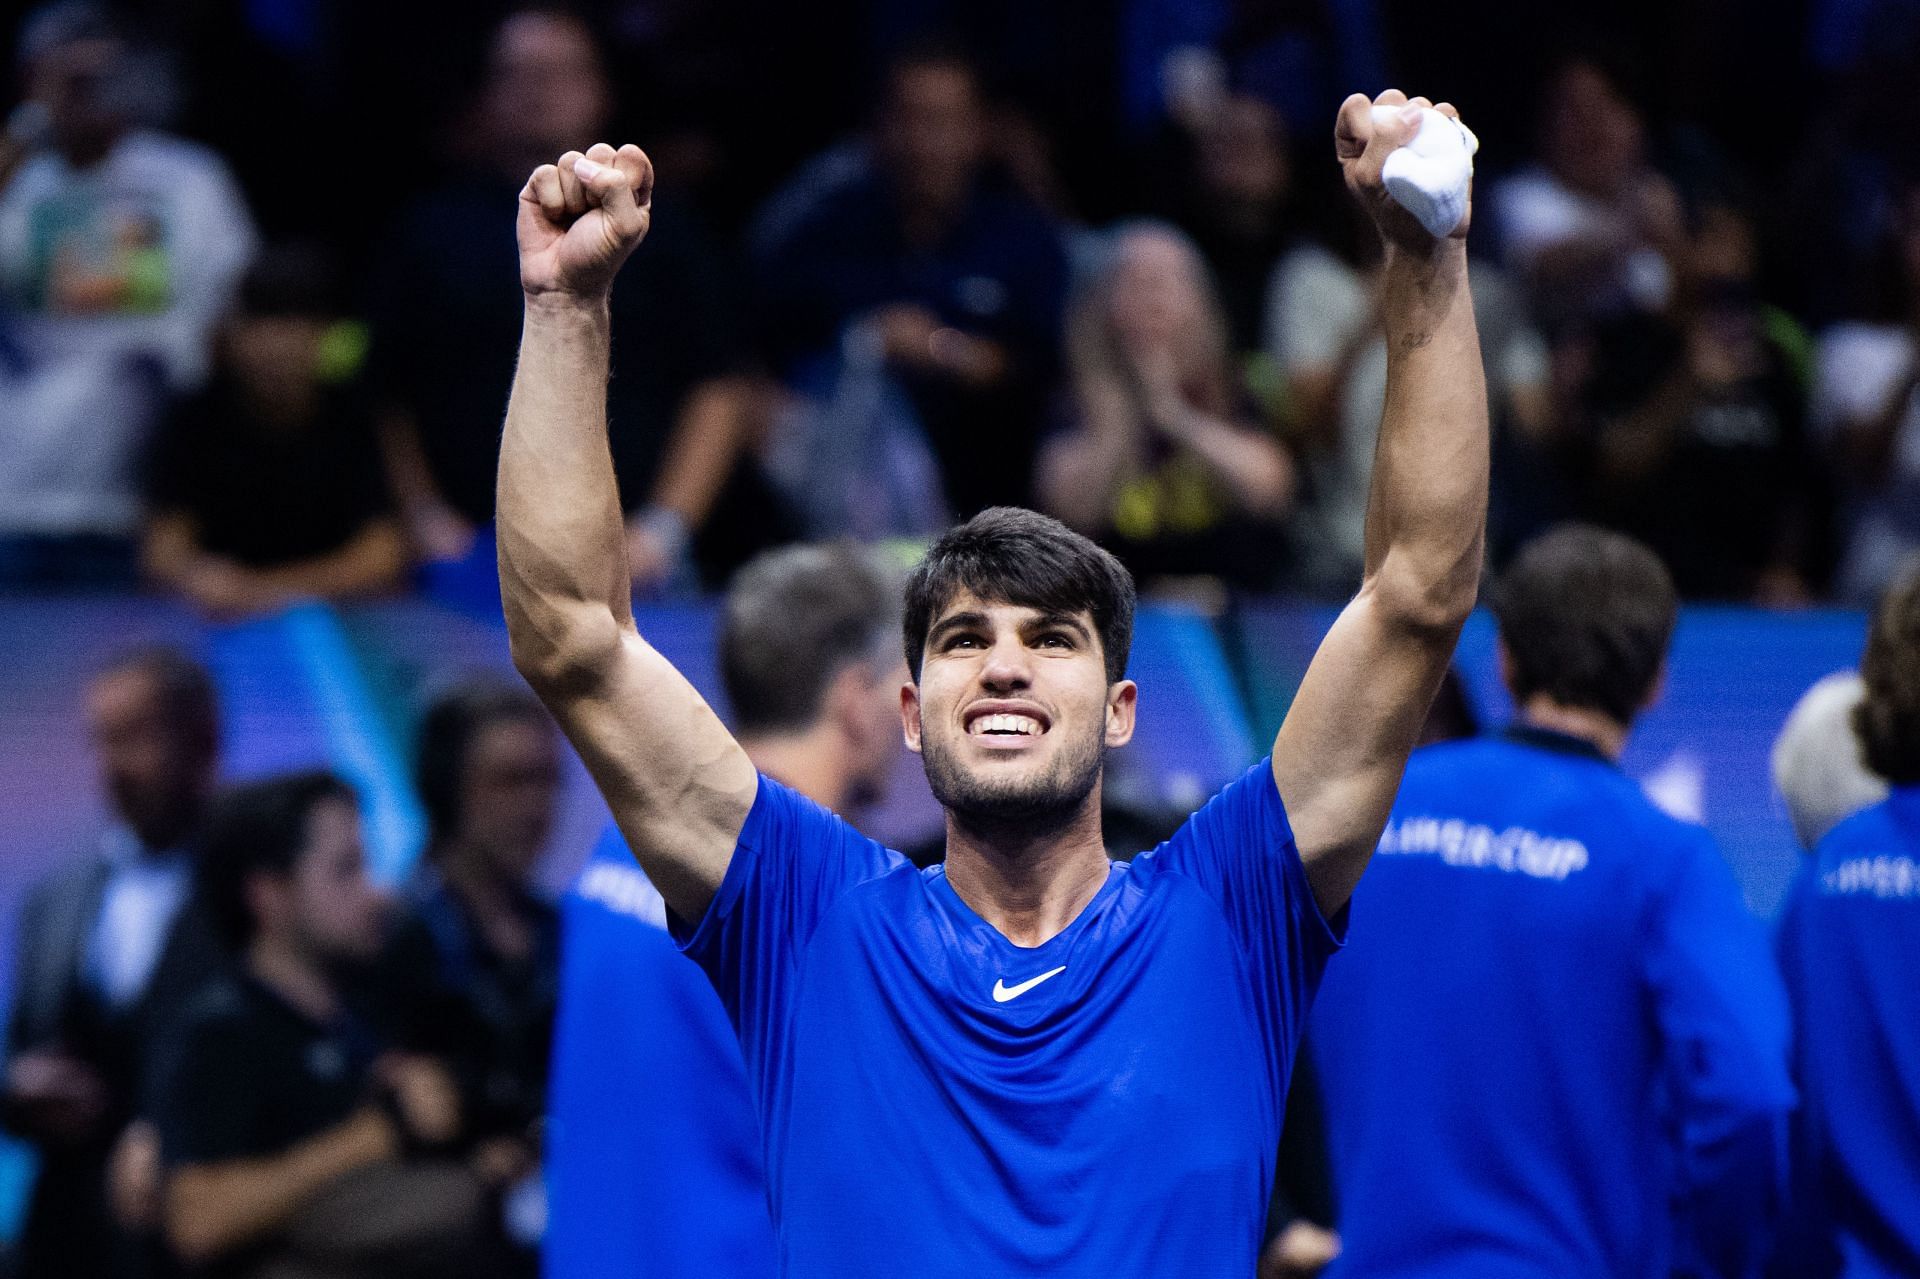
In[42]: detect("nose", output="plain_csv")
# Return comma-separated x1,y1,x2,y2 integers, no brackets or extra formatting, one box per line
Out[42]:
978,635,1032,693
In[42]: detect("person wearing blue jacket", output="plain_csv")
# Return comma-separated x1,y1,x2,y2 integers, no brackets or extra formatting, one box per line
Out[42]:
1311,524,1795,1279
1773,564,1920,1278
543,543,906,1278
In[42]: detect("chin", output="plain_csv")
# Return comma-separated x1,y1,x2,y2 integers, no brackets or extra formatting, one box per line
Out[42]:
923,733,1103,827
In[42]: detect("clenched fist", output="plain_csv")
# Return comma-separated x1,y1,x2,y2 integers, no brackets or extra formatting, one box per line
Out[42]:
517,142,654,300
1335,90,1471,253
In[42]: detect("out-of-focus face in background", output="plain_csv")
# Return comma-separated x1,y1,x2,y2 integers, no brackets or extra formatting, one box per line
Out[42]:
222,313,329,423
478,11,610,176
28,33,130,162
285,796,389,964
1105,228,1211,361
1195,95,1290,228
876,60,986,217
85,667,215,850
1542,60,1644,199
453,715,560,885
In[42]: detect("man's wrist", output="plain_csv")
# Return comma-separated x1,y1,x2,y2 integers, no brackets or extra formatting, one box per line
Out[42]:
522,290,611,323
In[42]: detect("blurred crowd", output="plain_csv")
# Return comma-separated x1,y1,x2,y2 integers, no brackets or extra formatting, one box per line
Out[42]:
3,0,1920,613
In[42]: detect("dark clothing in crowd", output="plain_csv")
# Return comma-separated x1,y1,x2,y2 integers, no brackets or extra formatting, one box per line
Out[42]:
368,178,740,525
4,833,228,1279
754,167,1071,516
1580,310,1827,600
386,869,560,1141
146,379,395,570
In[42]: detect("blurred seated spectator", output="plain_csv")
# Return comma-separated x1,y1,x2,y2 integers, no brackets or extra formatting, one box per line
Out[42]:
1574,201,1829,601
142,245,406,621
1811,178,1920,603
3,648,229,1279
1267,213,1551,594
751,41,1070,527
1772,566,1920,1277
384,677,562,1262
1489,52,1685,334
367,7,769,586
152,772,497,1279
1155,92,1298,358
1038,222,1293,590
1772,670,1887,852
0,2,256,588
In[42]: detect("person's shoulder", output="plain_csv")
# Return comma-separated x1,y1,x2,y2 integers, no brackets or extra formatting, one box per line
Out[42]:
116,130,239,184
1813,793,1906,861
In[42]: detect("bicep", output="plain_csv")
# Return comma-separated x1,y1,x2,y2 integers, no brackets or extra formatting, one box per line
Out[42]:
1271,590,1454,914
539,629,756,923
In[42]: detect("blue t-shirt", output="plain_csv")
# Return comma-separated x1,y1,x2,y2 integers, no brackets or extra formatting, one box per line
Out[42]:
1310,729,1794,1279
673,758,1343,1277
1774,787,1920,1279
545,830,777,1279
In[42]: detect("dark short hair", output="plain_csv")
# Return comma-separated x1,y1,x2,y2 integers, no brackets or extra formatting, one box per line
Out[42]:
1856,563,1920,784
414,676,549,847
200,771,354,949
93,645,220,757
722,543,900,735
904,508,1136,684
1491,525,1677,725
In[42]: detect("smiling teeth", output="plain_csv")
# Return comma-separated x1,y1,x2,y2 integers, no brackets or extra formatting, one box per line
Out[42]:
971,714,1041,736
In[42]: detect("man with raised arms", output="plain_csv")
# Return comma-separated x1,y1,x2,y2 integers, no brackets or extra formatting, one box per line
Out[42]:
497,90,1487,1276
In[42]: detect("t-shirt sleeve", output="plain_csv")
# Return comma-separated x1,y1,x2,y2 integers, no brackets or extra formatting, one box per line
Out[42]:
670,775,901,1083
148,1003,266,1167
1139,759,1346,1077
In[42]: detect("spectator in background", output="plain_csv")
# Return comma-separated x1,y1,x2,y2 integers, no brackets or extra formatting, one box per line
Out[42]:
385,677,562,1266
753,42,1070,528
2,647,229,1279
142,244,407,621
1310,526,1794,1278
0,2,256,587
1267,207,1550,593
1773,565,1920,1278
1576,200,1828,601
1157,92,1298,356
151,772,495,1279
1811,178,1920,604
1772,671,1887,852
1490,52,1685,333
367,7,764,586
545,543,907,1279
1039,222,1294,590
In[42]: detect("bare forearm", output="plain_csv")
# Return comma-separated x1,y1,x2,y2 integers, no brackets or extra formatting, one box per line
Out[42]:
645,377,756,526
166,1108,395,1264
257,523,409,599
497,297,632,680
1170,414,1293,516
1363,241,1487,625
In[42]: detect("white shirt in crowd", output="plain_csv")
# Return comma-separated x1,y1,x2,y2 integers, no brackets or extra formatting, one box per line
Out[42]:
1810,322,1920,602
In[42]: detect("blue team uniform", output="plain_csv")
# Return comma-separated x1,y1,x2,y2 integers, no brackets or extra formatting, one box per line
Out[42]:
671,758,1343,1277
1774,787,1920,1278
1309,727,1794,1279
544,829,778,1278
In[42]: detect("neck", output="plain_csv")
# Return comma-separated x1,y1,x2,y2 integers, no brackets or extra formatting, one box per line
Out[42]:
1518,696,1629,760
743,725,857,814
246,935,338,1023
941,785,1109,948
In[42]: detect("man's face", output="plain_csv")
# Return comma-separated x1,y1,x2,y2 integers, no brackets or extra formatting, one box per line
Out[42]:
481,12,610,169
877,64,986,215
86,670,213,847
29,36,129,158
455,717,560,882
903,593,1135,825
282,797,387,965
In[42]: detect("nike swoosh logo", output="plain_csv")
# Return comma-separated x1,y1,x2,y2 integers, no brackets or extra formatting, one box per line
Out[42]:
992,965,1067,1003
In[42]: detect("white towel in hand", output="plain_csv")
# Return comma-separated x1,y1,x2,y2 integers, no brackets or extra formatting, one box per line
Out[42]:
1371,105,1478,238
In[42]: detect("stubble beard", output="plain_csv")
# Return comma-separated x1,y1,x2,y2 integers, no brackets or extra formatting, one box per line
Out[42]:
921,721,1106,835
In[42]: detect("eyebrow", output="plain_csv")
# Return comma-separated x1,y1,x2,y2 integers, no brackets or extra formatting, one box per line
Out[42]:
1024,612,1093,643
927,611,991,648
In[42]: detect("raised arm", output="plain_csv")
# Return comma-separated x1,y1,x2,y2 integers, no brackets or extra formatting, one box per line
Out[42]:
1273,92,1488,916
498,142,755,922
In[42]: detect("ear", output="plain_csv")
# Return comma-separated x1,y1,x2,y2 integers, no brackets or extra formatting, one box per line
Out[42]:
900,679,924,754
1638,660,1668,716
1104,680,1138,749
825,665,867,742
244,870,287,940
